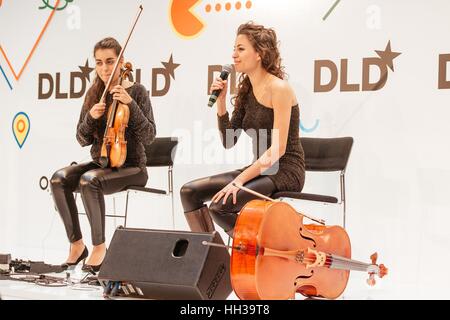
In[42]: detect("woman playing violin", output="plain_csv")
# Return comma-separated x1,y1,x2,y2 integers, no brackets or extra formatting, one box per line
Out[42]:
50,37,156,272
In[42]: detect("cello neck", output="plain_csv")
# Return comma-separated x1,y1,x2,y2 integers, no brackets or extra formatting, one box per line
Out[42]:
327,253,377,273
302,247,381,274
263,246,386,283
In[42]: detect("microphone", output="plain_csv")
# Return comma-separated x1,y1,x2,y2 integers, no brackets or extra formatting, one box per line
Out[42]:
208,64,233,107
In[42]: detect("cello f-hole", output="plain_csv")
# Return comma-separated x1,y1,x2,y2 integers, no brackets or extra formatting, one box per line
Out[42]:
299,227,317,248
295,270,314,281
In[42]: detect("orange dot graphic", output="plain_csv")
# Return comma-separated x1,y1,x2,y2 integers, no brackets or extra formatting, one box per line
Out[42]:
225,2,231,10
246,1,252,9
205,4,211,12
17,120,25,133
235,2,241,10
215,3,221,11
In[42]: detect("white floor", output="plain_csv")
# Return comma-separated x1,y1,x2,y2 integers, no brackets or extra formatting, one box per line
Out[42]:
1,200,446,300
0,264,429,300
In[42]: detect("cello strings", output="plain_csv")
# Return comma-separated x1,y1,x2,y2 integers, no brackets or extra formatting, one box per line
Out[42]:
233,242,375,273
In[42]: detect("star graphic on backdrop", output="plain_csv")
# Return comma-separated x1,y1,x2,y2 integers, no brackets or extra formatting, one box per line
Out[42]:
78,59,94,82
161,54,180,80
375,41,401,72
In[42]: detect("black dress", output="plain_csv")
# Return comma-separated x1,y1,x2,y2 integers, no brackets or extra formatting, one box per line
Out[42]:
217,90,305,192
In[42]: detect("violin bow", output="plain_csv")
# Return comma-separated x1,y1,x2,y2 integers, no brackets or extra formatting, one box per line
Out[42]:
99,5,144,103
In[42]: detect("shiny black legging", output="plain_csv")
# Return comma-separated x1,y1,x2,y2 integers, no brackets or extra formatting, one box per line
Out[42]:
50,162,148,245
180,170,277,232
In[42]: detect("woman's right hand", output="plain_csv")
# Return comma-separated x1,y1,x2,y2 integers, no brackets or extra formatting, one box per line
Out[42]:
210,77,228,103
89,102,106,119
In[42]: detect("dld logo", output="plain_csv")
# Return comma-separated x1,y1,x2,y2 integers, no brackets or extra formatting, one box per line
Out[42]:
38,54,180,99
314,41,401,92
438,54,450,89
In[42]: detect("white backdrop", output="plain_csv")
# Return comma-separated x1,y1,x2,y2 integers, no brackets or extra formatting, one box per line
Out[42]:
1,0,450,299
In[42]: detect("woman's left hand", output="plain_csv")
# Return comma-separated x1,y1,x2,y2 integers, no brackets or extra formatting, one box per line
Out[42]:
110,85,132,105
212,178,244,205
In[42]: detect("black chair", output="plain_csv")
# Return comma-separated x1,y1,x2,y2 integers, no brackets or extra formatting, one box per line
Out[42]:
75,137,179,228
272,137,353,228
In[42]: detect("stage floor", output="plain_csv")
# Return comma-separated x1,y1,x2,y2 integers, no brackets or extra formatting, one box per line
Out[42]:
0,264,422,300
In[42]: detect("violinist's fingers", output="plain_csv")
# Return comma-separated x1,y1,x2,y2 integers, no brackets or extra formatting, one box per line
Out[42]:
110,86,123,94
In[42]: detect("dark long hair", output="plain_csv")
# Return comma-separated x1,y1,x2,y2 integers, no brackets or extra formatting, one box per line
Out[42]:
232,22,286,109
83,37,122,112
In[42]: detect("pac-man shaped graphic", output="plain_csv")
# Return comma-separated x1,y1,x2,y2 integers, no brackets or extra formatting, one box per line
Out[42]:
170,0,205,39
12,112,30,148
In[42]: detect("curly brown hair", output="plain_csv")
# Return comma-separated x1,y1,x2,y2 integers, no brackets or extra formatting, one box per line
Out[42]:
83,37,122,112
232,22,286,109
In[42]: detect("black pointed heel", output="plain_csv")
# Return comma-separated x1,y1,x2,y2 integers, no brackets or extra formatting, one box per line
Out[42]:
62,246,89,267
82,262,103,273
82,249,107,273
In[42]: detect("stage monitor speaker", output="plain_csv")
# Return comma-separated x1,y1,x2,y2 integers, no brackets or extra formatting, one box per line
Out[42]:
98,227,232,300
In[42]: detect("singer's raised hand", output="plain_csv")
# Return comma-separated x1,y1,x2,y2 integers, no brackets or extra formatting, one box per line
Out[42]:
210,78,228,102
211,78,228,115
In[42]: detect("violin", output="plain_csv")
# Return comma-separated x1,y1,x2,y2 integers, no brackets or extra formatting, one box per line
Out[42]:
210,184,388,300
98,5,143,168
99,64,133,168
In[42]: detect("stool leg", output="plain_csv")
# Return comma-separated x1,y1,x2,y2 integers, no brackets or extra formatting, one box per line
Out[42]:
340,172,346,229
124,191,129,228
169,166,175,229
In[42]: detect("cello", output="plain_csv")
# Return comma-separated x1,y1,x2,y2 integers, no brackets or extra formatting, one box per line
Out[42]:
98,5,143,168
205,184,388,300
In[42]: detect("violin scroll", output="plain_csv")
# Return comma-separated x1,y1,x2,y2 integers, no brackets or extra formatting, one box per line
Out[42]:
121,62,133,80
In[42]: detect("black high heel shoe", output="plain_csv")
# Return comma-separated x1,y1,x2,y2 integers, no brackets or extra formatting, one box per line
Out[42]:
82,249,107,273
62,246,88,268
81,262,103,273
